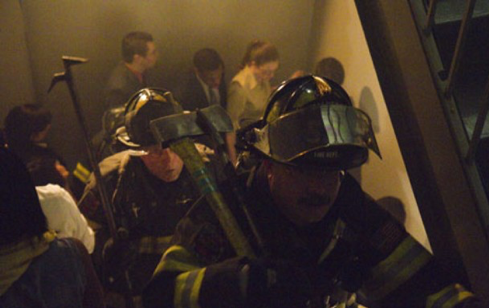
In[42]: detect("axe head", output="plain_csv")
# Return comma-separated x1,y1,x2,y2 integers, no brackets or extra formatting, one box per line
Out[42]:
150,104,233,146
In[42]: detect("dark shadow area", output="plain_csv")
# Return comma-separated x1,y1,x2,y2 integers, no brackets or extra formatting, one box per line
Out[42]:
359,86,380,134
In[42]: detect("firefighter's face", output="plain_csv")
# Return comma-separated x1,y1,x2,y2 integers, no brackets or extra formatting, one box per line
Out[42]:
266,161,342,226
140,145,183,182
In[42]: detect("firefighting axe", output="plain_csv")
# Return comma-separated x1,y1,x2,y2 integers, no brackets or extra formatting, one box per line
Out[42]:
150,105,256,258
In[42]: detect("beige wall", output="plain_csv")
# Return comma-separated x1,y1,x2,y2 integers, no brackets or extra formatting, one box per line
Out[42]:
1,0,314,169
0,0,430,248
0,0,35,114
309,0,430,248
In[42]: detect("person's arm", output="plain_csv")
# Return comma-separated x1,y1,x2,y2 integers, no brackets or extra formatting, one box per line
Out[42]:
143,204,313,308
143,244,247,308
225,132,238,166
356,196,478,307
362,233,477,307
77,153,123,227
226,83,247,166
144,243,315,308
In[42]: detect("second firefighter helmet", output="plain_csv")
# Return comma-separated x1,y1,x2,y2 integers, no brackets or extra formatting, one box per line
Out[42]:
238,75,381,170
116,87,183,149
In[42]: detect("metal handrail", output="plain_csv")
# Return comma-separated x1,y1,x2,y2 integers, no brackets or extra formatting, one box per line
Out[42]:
466,78,489,163
420,0,489,161
409,0,489,254
424,0,439,34
444,0,476,97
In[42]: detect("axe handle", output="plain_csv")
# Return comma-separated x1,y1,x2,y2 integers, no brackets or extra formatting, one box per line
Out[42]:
170,138,256,259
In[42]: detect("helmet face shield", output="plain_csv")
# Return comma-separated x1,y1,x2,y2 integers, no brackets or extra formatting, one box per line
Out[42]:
253,104,381,170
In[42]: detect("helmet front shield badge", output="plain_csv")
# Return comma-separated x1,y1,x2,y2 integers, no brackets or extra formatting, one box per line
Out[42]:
253,104,381,170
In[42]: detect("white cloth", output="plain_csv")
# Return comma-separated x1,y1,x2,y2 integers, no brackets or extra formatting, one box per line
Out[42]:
36,184,95,253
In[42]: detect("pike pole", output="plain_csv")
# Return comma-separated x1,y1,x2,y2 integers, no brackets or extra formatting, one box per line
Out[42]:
48,56,135,308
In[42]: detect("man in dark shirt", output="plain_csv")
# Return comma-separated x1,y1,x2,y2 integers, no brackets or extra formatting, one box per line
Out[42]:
105,31,158,110
175,48,227,111
98,32,159,160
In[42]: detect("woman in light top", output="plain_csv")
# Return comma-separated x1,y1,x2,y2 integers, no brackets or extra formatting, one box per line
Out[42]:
226,40,280,165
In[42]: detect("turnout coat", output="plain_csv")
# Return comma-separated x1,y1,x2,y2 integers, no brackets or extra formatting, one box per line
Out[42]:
143,166,477,308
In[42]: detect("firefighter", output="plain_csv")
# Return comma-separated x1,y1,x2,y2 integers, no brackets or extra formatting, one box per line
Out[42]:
142,76,479,308
79,88,219,307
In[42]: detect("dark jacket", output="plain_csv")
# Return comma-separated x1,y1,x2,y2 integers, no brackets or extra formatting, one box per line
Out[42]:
105,62,146,109
78,146,219,295
143,166,477,308
0,238,104,308
174,70,227,111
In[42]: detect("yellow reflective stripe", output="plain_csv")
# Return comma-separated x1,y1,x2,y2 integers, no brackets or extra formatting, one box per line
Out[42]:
174,268,206,308
363,236,432,299
76,162,90,177
175,271,191,307
138,235,173,254
73,162,90,183
442,291,473,308
190,269,205,307
426,283,475,308
154,245,202,275
73,169,88,183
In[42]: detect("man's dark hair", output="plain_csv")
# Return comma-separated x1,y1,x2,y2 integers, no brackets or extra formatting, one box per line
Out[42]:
4,104,52,150
0,148,48,245
122,31,154,63
193,48,224,72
